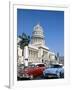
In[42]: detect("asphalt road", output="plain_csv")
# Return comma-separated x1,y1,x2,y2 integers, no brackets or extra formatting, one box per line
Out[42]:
17,76,64,81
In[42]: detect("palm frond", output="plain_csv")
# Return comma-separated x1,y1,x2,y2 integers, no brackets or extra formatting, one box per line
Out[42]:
18,33,30,48
22,33,27,39
19,35,23,39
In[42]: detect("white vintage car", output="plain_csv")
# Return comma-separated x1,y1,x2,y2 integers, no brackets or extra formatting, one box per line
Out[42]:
43,64,64,78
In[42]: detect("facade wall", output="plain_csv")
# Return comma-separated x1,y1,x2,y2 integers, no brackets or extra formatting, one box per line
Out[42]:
28,49,38,63
17,45,56,65
17,46,24,65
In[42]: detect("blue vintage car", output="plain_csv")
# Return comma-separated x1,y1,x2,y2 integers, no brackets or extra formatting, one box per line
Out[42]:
43,64,64,78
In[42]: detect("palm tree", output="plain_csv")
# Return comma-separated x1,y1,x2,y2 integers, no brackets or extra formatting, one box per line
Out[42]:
18,33,30,67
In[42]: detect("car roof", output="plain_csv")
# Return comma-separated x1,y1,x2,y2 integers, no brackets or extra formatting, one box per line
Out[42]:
51,63,63,66
31,63,44,65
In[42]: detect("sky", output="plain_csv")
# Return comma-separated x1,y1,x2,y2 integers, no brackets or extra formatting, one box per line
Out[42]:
17,9,64,56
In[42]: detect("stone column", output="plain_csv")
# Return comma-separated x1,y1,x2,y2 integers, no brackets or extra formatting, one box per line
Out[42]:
24,46,29,67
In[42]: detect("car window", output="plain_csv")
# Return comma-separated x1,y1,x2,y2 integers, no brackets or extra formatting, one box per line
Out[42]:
49,65,62,68
37,64,45,67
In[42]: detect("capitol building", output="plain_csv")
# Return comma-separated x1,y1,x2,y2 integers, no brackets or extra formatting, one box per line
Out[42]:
17,23,56,66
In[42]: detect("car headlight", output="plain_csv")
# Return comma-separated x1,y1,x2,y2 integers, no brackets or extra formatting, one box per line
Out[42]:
56,70,58,74
56,70,60,76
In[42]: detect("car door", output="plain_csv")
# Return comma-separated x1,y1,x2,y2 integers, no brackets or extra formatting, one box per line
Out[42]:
35,64,45,76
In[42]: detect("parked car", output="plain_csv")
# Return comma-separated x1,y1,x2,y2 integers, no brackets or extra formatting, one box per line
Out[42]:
17,64,25,78
18,63,46,79
43,64,64,78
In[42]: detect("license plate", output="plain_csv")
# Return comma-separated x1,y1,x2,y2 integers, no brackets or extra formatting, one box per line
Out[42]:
48,75,52,78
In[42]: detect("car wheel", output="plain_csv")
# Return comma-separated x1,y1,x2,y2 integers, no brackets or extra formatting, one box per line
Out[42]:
56,71,60,78
60,72,62,78
30,75,34,80
60,72,64,78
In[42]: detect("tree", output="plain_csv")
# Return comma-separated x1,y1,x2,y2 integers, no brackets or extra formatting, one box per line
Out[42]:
18,33,30,67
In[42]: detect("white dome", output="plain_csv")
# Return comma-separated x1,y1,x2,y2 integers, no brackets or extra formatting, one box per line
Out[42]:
32,24,44,38
31,23,45,45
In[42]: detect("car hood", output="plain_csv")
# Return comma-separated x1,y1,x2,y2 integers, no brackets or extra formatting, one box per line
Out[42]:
24,67,33,71
20,67,33,73
44,68,58,74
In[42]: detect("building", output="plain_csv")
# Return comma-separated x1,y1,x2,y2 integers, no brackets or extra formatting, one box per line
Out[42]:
17,24,56,66
59,56,64,65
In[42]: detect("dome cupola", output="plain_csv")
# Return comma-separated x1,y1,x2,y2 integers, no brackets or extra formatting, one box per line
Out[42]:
32,24,44,39
31,23,45,45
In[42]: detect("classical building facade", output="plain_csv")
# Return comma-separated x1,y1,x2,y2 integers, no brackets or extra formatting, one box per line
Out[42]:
17,24,56,65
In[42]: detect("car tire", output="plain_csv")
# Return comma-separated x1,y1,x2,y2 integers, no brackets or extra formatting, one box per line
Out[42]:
60,72,64,78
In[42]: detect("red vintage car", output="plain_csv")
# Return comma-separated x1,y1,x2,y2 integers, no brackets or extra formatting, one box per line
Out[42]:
18,63,46,79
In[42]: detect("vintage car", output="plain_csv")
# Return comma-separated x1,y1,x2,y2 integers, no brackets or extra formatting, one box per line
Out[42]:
43,64,64,78
18,63,46,79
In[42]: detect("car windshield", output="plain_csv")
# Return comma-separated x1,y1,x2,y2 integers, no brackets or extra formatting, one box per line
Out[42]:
49,64,62,68
28,64,45,67
28,64,35,67
37,64,45,67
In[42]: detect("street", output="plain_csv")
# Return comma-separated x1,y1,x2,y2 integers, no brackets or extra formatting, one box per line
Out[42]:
17,75,64,81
